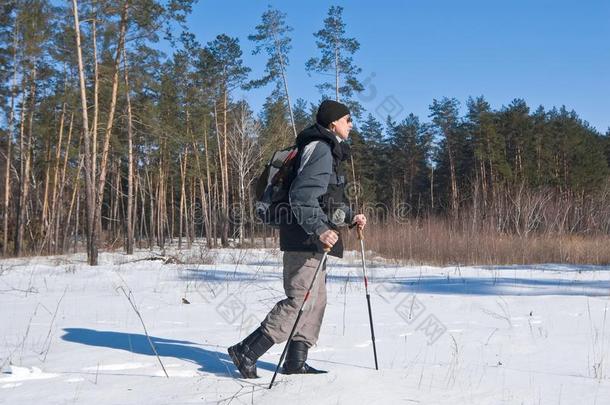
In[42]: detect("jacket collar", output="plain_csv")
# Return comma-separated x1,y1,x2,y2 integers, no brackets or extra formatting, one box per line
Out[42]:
296,124,344,161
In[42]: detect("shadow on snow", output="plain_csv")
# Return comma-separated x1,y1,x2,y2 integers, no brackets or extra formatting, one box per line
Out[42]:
178,267,610,297
61,328,276,377
391,276,610,297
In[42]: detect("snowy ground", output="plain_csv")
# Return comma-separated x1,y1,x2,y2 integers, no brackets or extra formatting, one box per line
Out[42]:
1,244,609,404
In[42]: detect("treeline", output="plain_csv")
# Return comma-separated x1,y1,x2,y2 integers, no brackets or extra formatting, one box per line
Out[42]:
1,1,609,264
350,99,610,235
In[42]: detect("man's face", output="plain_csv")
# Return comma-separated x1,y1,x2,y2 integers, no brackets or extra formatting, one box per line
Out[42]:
331,114,353,140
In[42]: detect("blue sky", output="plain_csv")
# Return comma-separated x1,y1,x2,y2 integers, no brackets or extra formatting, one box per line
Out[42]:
176,0,609,132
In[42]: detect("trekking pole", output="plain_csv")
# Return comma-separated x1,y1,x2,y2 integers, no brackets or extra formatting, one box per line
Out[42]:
269,244,331,389
357,226,379,370
349,155,378,369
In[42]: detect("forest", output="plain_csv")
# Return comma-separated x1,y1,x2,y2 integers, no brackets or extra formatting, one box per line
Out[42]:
2,1,610,264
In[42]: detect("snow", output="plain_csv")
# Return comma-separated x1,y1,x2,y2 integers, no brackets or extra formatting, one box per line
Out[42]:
0,245,609,404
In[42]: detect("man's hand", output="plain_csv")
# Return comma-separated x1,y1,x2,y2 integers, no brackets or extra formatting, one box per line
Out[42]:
319,229,339,247
353,214,367,229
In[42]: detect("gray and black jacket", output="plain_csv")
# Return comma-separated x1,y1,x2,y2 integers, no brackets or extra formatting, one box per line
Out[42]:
279,124,353,258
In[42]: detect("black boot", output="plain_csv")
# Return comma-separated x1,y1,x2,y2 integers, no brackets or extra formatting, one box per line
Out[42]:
282,341,327,375
228,327,274,379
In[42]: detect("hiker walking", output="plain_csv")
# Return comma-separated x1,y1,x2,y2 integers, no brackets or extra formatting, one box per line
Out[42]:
228,100,367,378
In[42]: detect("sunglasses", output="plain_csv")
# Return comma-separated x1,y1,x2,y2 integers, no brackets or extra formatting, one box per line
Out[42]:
345,116,352,123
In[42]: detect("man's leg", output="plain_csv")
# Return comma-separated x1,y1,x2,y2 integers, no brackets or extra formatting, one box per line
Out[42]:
261,251,325,343
228,252,320,379
291,254,327,346
230,251,327,378
281,254,328,374
264,251,328,374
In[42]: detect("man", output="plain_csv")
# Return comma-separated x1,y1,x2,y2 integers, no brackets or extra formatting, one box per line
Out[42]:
228,100,367,378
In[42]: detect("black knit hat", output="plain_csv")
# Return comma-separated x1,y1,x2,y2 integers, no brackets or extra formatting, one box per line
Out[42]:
316,100,350,128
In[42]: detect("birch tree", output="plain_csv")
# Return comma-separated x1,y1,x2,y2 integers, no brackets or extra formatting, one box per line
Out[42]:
227,102,262,245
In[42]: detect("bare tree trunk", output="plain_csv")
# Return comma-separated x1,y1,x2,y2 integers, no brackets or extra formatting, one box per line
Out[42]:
223,93,229,219
3,30,18,255
178,152,186,249
92,1,129,261
72,0,96,264
193,161,210,247
160,144,171,246
112,161,121,243
165,155,172,246
47,102,66,253
184,165,190,247
212,171,220,248
156,159,165,249
56,114,74,252
14,77,26,255
248,192,255,246
16,66,36,256
123,47,135,254
238,171,244,245
273,30,297,138
215,102,229,247
213,105,224,245
334,48,340,102
485,133,496,208
3,117,13,256
189,179,195,246
40,111,56,253
137,171,147,248
430,166,434,211
91,11,99,191
447,140,459,223
73,182,80,253
159,169,165,248
64,152,83,251
145,168,155,248
41,101,66,254
134,168,142,247
190,124,211,248
170,180,175,244
203,125,214,247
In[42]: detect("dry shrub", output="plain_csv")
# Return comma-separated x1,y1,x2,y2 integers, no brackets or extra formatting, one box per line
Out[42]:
344,217,610,266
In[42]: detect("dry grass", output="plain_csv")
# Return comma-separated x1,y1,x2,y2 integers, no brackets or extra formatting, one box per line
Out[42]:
344,217,610,266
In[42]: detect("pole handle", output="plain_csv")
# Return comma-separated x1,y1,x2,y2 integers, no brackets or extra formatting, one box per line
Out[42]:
357,226,364,241
322,229,339,252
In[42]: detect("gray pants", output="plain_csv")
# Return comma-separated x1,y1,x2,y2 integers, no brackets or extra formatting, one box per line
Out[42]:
261,251,327,347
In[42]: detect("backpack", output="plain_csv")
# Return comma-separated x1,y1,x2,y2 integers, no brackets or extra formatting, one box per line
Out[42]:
253,145,300,227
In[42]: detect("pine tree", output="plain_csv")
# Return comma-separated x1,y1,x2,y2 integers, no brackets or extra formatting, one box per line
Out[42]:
0,2,16,100
248,6,297,137
12,0,57,255
0,1,18,255
530,105,549,186
259,90,292,157
603,128,610,171
546,107,608,191
465,96,508,206
291,98,313,133
387,114,432,213
306,5,363,115
497,99,533,184
430,98,462,218
355,114,385,205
